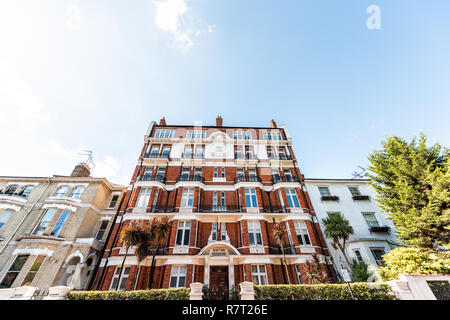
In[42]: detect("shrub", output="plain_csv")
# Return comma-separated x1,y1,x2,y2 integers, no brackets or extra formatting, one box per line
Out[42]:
66,288,190,300
378,247,450,280
351,259,373,282
254,283,395,300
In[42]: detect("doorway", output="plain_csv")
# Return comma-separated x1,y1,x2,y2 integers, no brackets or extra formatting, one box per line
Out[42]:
209,266,229,300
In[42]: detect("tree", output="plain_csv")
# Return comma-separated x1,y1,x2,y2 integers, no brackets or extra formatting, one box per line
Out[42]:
350,259,373,282
148,216,171,288
271,222,291,284
367,134,450,249
303,254,329,284
321,212,354,272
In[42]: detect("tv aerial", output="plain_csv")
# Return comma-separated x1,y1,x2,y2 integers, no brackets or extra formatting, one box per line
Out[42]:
351,166,367,179
79,150,95,169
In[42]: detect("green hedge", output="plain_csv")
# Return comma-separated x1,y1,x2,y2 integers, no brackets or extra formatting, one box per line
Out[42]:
66,288,190,300
254,283,395,300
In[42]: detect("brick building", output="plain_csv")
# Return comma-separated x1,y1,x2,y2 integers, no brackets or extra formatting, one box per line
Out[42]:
92,117,336,297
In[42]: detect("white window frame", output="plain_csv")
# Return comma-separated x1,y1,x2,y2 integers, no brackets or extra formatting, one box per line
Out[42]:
251,264,268,285
110,266,131,290
95,220,109,241
286,189,300,208
154,129,174,139
169,265,187,288
180,188,194,208
187,130,206,139
318,186,331,197
136,188,152,208
293,221,311,246
70,186,85,199
245,189,258,208
362,212,379,227
0,209,14,230
175,221,191,247
248,221,263,246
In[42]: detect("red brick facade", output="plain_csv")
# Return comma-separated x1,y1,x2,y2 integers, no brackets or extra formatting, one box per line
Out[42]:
91,119,336,295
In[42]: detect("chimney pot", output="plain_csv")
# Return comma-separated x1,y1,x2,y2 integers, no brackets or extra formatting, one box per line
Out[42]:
216,116,223,127
159,117,167,126
270,119,277,128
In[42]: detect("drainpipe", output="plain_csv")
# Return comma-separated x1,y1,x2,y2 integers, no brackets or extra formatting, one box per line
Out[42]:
0,177,52,271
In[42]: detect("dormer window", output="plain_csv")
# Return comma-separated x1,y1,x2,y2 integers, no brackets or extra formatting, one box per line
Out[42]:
187,130,206,139
263,131,282,141
154,129,174,139
233,131,252,140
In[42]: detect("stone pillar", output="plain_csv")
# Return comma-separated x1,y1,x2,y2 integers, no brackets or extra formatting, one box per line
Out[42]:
189,282,204,300
239,282,255,300
43,286,72,300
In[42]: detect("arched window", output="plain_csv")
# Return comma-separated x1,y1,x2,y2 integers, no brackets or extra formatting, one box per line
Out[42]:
4,185,18,195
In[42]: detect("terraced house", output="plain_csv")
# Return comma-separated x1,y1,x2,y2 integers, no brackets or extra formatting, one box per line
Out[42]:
92,117,337,298
0,163,126,298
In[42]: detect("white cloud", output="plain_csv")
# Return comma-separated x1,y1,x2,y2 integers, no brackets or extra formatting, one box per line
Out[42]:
153,0,213,51
93,155,121,179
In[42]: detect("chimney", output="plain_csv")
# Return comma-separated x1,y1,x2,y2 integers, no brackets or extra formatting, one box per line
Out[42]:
70,162,91,177
159,117,167,126
216,116,223,127
270,119,277,128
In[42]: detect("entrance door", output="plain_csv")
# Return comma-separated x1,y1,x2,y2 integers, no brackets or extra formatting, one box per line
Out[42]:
209,266,229,300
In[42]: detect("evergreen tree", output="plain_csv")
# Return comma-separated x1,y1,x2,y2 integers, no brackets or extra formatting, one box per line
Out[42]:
367,134,450,249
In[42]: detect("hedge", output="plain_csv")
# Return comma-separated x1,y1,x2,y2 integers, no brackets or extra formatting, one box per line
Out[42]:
254,283,396,300
66,288,190,300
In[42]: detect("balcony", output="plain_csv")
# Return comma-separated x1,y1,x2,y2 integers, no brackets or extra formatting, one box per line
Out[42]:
144,153,170,159
234,153,257,160
369,226,391,233
198,205,241,213
176,175,205,183
268,154,293,161
148,205,175,213
262,206,287,213
268,245,296,254
234,175,262,183
321,195,339,201
137,174,166,183
352,195,370,201
181,153,204,159
271,175,300,184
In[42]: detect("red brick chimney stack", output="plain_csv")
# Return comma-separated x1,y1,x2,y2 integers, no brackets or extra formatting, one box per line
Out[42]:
159,117,167,126
270,119,277,128
216,116,223,127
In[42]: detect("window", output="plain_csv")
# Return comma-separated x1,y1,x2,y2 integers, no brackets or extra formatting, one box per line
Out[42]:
233,131,252,140
95,220,109,241
136,188,151,208
286,189,300,208
156,168,166,179
187,130,206,139
4,185,18,195
263,131,282,141
109,195,119,208
293,221,311,245
213,192,226,208
50,210,71,237
318,186,331,197
154,129,174,139
22,186,34,198
278,147,287,160
220,168,225,178
245,189,258,208
221,223,228,241
234,146,244,159
283,169,293,181
245,146,253,159
0,209,13,230
248,169,257,178
248,221,262,246
213,168,218,178
21,255,45,286
184,145,193,158
195,146,204,158
142,168,153,181
169,266,186,288
180,188,194,207
33,209,57,235
180,168,190,180
194,168,202,180
370,248,386,266
295,265,302,284
354,250,363,263
161,145,171,158
55,186,69,197
267,146,274,159
211,223,217,241
236,168,244,178
176,221,191,246
70,186,85,199
149,145,160,158
110,267,131,290
272,168,280,182
348,186,361,196
0,255,29,288
362,213,379,227
251,265,267,285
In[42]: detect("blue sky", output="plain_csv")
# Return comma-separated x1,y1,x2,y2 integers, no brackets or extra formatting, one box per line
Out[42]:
1,0,449,185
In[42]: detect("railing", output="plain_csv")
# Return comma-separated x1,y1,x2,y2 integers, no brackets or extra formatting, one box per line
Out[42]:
181,153,205,159
198,205,241,213
141,246,169,256
176,175,205,183
369,226,391,233
137,174,166,183
268,154,293,161
268,245,297,254
262,206,287,213
272,175,300,183
234,154,257,160
352,195,370,201
234,175,262,183
321,195,339,201
144,153,170,159
126,205,175,213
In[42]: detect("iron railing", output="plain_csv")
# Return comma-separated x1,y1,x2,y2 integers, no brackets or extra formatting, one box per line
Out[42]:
268,245,297,254
234,175,262,183
198,205,241,213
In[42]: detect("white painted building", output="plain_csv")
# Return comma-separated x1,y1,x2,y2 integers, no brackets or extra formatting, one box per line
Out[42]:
304,178,398,279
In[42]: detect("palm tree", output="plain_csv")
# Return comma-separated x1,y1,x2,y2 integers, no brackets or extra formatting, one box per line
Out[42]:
321,213,354,273
271,222,291,284
116,221,145,290
148,216,171,288
303,254,329,284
